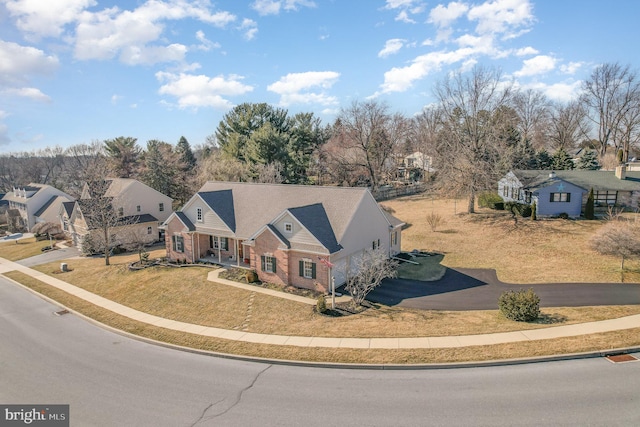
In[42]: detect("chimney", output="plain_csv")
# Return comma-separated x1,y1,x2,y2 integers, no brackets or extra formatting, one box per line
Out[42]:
616,165,627,180
549,171,556,179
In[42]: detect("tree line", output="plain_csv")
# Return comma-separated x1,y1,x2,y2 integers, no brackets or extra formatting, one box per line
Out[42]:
1,62,638,213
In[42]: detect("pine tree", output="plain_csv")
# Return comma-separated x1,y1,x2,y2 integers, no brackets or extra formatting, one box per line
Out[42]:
535,149,552,169
551,147,574,170
585,188,595,219
577,150,601,170
176,136,197,169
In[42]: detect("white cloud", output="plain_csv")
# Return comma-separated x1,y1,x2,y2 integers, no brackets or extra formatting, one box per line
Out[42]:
515,46,538,56
514,54,556,77
251,0,316,16
111,94,122,105
428,2,469,28
267,71,339,106
4,0,96,38
0,41,59,86
378,39,406,58
524,81,582,103
194,30,220,51
384,0,425,23
239,19,258,40
560,61,583,75
156,72,253,109
468,0,534,36
73,1,236,64
2,87,52,102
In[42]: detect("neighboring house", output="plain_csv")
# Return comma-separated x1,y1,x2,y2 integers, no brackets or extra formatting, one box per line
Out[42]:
162,182,404,292
498,166,640,218
1,184,74,232
398,152,434,182
62,178,173,252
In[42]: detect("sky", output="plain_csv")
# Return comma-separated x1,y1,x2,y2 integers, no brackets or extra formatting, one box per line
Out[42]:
1,0,639,154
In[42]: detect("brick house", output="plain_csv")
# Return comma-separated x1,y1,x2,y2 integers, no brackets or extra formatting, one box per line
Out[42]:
162,182,404,292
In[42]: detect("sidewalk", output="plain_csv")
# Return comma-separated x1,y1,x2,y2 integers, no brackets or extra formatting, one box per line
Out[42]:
2,256,640,350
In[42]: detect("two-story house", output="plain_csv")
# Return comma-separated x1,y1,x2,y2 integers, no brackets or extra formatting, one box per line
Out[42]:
62,178,173,252
2,184,74,232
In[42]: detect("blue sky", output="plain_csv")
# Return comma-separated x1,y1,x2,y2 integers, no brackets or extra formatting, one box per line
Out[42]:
1,0,639,153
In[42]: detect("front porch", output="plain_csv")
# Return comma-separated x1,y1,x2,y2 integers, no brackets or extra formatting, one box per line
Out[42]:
198,254,251,269
194,233,252,269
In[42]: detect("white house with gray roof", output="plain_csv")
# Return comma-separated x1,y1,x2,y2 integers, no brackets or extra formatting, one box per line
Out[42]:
2,183,74,232
162,182,404,292
499,166,640,218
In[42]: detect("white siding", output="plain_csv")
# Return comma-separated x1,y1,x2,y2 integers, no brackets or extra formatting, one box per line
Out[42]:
273,213,319,247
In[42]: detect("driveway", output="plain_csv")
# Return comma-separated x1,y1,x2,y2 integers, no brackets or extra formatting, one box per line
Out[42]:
16,246,81,268
366,267,640,310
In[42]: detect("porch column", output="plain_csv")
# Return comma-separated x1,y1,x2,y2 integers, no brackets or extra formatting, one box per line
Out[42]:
217,236,221,264
235,239,239,267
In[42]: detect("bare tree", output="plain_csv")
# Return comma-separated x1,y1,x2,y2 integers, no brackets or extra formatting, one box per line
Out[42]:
345,248,397,307
548,100,589,151
512,89,551,150
591,220,640,273
581,62,640,160
335,100,405,190
63,141,107,198
433,66,514,213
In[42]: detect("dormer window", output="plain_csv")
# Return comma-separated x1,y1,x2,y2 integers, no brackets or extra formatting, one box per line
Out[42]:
284,222,293,233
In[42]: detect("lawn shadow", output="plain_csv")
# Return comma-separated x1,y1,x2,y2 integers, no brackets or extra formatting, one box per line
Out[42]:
534,312,568,324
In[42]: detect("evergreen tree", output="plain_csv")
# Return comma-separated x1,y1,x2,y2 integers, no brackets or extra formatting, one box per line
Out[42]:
551,147,574,170
577,149,601,170
585,188,595,220
104,136,141,178
535,149,553,169
141,140,182,198
176,136,197,169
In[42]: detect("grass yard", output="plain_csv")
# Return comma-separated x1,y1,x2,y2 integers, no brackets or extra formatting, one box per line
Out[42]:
27,251,640,339
0,237,54,261
382,195,640,284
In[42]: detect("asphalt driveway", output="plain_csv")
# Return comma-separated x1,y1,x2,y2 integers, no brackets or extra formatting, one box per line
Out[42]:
16,246,81,267
366,267,640,310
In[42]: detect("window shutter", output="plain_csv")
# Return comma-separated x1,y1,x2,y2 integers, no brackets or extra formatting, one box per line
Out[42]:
261,256,266,271
311,262,316,279
549,193,554,203
272,258,277,273
299,260,304,277
567,193,571,202
172,235,176,251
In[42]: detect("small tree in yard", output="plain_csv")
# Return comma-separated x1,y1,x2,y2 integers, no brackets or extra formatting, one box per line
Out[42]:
590,220,640,272
31,222,62,249
585,188,595,220
426,211,445,232
346,248,398,307
499,288,540,321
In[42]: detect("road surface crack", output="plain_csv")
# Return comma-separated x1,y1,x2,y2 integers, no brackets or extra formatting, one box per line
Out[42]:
191,364,272,425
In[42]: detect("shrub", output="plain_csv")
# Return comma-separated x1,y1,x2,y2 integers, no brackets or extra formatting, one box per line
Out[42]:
499,288,540,322
531,202,537,220
557,212,569,219
505,202,532,217
478,192,504,209
585,188,595,220
245,270,259,283
426,211,444,232
316,294,327,314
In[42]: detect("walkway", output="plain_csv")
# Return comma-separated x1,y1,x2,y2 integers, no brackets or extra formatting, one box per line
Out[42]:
2,256,640,349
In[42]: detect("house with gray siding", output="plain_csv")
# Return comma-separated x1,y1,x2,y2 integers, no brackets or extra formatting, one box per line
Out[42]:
499,166,640,218
162,182,404,292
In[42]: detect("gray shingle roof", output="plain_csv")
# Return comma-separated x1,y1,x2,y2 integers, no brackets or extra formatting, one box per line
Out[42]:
266,224,291,248
288,203,342,253
175,211,195,231
197,182,373,241
62,201,75,217
33,196,58,217
198,190,236,232
513,170,640,192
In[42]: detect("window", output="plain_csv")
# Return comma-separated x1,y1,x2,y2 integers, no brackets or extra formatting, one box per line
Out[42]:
118,207,124,217
220,237,228,251
196,207,203,222
502,186,508,197
524,191,532,204
550,192,571,202
159,203,164,212
299,259,316,279
136,205,141,212
594,191,617,206
373,239,381,250
147,226,152,234
392,231,398,246
261,255,276,273
284,222,293,233
172,235,184,252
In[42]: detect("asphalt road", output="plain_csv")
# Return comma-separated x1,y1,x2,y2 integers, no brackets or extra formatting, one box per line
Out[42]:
2,277,640,426
367,267,640,310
